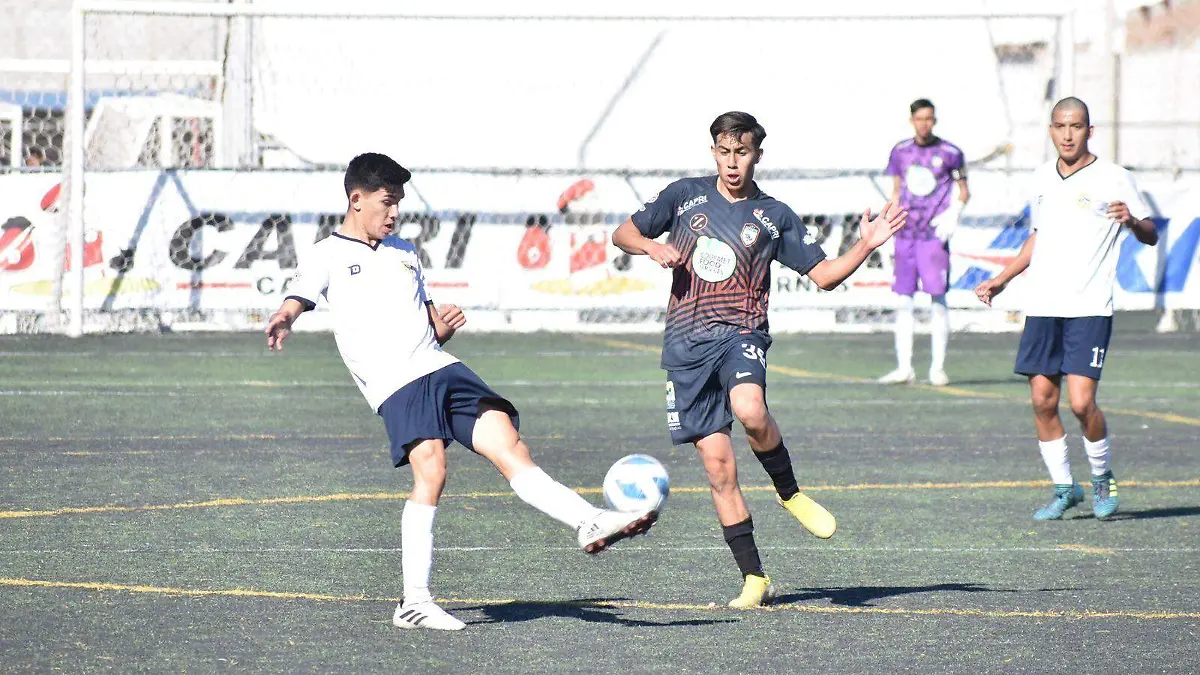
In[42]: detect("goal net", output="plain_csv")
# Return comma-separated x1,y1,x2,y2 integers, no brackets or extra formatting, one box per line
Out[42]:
4,1,1194,335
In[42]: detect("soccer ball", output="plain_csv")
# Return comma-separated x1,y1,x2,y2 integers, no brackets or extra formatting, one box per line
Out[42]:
602,454,669,513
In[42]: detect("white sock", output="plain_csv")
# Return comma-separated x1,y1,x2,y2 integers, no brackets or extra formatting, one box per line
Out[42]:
1083,436,1111,476
930,294,949,372
894,295,915,370
509,466,603,530
401,500,436,606
1038,436,1072,485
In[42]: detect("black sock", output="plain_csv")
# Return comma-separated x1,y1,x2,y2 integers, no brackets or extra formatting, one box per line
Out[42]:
722,517,764,578
754,442,799,501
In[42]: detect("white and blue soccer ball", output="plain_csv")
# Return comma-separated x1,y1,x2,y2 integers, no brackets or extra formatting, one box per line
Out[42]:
602,454,669,513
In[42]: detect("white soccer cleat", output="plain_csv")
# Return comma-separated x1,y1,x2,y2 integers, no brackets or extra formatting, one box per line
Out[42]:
577,508,658,554
928,368,950,387
392,601,466,631
877,367,916,385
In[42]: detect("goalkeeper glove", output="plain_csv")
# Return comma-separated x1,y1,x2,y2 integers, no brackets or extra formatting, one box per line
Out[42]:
933,200,965,242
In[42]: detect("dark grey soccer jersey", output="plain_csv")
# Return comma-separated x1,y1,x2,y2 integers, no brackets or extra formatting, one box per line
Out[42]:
631,175,826,369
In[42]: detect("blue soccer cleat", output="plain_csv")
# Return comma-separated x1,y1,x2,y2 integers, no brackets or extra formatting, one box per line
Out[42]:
1033,483,1084,520
1091,471,1120,520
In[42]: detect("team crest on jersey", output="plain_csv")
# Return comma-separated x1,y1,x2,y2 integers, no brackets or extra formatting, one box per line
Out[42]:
931,155,944,168
803,225,819,245
752,208,780,239
740,223,760,247
1077,194,1108,216
689,213,708,232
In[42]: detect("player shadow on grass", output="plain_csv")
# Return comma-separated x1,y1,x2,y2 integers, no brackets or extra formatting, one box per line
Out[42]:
1087,506,1200,521
775,582,1019,608
458,599,737,628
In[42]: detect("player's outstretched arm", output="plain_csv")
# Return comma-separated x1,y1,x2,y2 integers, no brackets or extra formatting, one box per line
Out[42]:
265,298,306,352
974,232,1036,306
611,219,682,269
806,201,907,291
428,302,466,345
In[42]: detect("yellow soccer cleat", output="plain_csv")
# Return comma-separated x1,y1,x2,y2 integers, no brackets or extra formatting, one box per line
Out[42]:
728,574,776,609
777,492,837,539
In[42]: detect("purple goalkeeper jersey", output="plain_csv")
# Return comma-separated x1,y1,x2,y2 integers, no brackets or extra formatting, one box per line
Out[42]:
885,137,965,240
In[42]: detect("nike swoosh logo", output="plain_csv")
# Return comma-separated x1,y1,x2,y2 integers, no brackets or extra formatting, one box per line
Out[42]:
735,372,753,379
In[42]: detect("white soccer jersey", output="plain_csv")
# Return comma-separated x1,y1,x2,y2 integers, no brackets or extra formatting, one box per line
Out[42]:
287,232,458,411
1024,158,1151,318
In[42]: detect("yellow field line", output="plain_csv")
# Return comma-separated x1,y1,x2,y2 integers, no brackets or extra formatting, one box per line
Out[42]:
1106,408,1200,426
3,577,1198,621
3,479,1197,520
577,337,1200,425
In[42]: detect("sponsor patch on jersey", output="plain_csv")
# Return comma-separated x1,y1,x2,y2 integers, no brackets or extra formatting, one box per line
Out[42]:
803,225,819,245
691,236,737,283
349,264,361,275
751,208,780,239
904,164,937,197
689,213,708,232
740,223,760,247
931,155,944,167
677,194,708,216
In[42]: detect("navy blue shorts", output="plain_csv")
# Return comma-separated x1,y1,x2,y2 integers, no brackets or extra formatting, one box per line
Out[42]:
1014,316,1113,381
378,362,520,467
665,332,770,445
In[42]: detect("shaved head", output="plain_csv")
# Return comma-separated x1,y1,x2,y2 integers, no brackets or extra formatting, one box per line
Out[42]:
1051,97,1090,126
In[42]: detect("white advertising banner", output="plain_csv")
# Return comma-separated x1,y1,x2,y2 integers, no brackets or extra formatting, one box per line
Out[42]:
2,171,1197,327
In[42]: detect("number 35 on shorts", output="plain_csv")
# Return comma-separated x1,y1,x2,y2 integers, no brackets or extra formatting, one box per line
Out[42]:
742,343,766,368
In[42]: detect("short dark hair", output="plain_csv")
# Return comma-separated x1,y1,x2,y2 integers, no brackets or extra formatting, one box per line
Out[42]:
344,152,411,197
1051,96,1090,126
709,111,766,149
910,99,935,115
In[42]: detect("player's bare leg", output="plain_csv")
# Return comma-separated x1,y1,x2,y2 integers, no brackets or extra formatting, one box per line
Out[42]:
1029,374,1067,441
1065,375,1107,441
696,430,751,526
1066,374,1118,519
695,430,774,608
393,439,465,631
730,382,835,538
1028,375,1084,520
470,408,655,553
